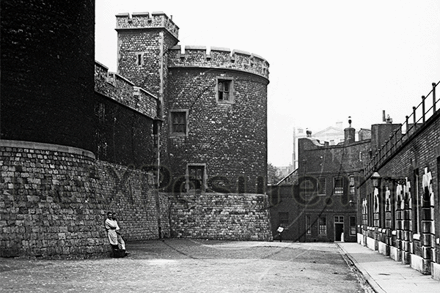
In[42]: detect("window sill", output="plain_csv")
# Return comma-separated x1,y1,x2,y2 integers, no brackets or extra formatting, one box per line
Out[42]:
217,101,235,105
169,133,187,138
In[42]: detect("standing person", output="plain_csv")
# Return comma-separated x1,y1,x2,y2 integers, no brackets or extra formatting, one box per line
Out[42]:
112,213,126,252
105,212,119,254
277,224,285,242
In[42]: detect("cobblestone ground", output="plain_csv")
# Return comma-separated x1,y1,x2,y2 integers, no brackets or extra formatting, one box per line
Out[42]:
0,240,369,292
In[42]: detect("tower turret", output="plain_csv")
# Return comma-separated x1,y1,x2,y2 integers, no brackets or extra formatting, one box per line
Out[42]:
116,12,179,107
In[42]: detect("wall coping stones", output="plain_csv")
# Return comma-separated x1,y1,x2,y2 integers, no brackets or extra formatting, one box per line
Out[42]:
0,139,95,159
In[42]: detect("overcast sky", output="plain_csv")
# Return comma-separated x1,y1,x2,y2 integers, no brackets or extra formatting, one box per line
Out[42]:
95,0,440,167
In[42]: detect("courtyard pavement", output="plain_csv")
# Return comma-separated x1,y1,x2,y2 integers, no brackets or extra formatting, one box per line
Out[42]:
0,239,368,293
337,242,440,293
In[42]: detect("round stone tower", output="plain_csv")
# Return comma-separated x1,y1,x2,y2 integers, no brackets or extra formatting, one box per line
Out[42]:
166,46,270,193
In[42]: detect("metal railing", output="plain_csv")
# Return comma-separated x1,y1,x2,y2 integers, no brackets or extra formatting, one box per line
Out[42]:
365,81,439,175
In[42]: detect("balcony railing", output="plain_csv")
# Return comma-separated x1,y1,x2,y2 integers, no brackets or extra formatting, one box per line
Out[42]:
365,81,439,176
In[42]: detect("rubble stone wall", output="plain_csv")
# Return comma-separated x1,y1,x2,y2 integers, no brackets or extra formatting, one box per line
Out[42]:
168,192,272,241
0,140,168,258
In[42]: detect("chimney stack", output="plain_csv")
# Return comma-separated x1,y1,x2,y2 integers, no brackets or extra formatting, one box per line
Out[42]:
344,116,355,144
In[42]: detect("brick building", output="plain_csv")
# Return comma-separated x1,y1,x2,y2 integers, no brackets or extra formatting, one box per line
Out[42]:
358,82,440,279
270,122,371,242
0,1,272,258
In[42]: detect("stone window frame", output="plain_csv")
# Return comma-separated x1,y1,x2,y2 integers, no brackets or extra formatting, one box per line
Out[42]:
169,109,188,137
216,76,235,104
185,163,207,192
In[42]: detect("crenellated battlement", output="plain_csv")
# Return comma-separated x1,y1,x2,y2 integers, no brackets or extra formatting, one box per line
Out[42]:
94,61,159,119
168,45,269,79
116,11,179,40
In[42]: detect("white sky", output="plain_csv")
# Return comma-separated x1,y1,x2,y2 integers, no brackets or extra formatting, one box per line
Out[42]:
95,0,440,167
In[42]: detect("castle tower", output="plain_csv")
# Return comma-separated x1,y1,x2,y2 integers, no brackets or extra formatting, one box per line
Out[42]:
115,11,270,194
116,12,179,111
1,0,95,151
166,46,270,193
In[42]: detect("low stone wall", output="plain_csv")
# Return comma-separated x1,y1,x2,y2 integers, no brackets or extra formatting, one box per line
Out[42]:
169,192,272,241
0,140,166,258
1,140,272,258
0,140,103,257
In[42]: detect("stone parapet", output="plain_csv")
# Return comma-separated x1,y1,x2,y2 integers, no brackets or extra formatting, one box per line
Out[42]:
168,45,270,80
116,11,179,40
94,61,159,119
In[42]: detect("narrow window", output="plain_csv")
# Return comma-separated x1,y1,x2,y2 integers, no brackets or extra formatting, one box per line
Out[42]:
319,217,327,235
318,177,326,195
350,216,356,235
187,164,206,192
136,53,144,66
217,78,234,103
349,175,355,195
334,177,344,195
413,169,420,235
170,111,187,136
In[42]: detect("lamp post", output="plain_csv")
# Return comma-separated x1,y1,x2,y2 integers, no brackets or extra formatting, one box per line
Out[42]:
371,171,381,189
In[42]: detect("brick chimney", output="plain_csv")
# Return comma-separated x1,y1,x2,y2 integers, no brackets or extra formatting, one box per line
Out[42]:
344,116,355,144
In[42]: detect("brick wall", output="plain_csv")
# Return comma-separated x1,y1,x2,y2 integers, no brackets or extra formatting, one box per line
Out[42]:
373,112,440,267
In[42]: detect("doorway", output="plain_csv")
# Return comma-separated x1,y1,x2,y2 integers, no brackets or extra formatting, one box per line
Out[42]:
334,216,344,242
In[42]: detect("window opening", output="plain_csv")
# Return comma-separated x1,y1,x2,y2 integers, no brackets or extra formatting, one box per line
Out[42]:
171,111,187,135
319,217,327,235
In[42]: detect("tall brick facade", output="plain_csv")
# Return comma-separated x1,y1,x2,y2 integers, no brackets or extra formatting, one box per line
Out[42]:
269,127,371,242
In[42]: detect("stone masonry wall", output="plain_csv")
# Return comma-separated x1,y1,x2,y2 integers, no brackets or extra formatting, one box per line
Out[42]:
169,192,272,241
0,140,103,257
0,140,169,258
168,45,269,79
94,61,159,120
1,0,95,152
165,68,268,194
